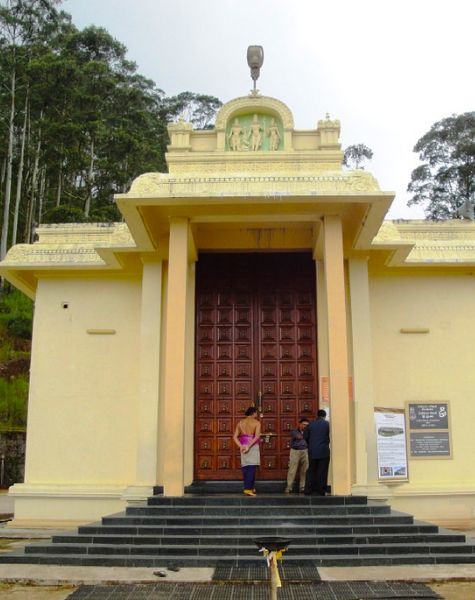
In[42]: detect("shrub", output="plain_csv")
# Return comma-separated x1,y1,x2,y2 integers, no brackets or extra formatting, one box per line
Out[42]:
0,377,28,429
5,316,32,339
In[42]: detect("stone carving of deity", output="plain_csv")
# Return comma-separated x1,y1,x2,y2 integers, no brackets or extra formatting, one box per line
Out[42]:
249,114,263,151
228,118,243,151
267,118,280,151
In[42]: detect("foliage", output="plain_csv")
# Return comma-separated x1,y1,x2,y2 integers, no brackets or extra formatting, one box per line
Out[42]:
162,92,223,129
5,315,31,338
0,286,32,355
0,0,222,256
0,286,33,323
407,112,475,219
0,376,28,429
0,288,31,446
343,144,373,169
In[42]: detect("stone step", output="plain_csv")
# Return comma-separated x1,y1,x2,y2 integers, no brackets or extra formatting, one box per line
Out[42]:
2,494,471,569
102,514,415,526
182,481,317,495
129,504,390,516
148,494,363,506
24,541,475,557
3,551,475,568
52,532,467,546
78,523,439,536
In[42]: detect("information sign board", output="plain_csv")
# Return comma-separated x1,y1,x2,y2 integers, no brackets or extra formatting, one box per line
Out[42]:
406,401,451,459
409,432,450,457
407,403,449,430
374,408,408,481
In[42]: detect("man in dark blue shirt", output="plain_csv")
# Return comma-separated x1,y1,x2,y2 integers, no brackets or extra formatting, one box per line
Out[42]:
284,418,310,494
303,409,330,496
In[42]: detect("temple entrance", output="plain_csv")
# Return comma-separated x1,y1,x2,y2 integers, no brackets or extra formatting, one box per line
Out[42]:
194,252,318,480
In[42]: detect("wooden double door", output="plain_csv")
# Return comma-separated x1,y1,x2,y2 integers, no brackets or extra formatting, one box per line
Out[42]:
195,253,319,480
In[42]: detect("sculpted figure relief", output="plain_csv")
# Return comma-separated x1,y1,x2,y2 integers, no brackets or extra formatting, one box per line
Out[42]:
227,114,280,151
228,118,243,151
267,118,280,150
249,114,263,151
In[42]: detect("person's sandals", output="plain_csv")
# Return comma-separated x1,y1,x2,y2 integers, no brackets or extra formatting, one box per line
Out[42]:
243,489,256,496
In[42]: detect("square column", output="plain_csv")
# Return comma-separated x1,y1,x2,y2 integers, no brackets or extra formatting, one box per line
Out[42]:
348,258,378,488
162,218,194,496
322,215,352,494
132,259,162,495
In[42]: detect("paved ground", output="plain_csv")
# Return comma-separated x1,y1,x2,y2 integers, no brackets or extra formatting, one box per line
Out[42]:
0,585,74,599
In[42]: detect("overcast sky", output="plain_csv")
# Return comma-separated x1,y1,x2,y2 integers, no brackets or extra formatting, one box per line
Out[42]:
63,0,474,219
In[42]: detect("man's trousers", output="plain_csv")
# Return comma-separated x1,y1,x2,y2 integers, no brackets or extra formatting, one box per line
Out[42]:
304,455,330,496
286,448,309,491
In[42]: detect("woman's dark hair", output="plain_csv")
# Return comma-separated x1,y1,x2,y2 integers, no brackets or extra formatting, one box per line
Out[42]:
245,406,257,417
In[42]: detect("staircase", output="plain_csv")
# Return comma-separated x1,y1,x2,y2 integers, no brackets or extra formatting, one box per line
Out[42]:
2,493,475,567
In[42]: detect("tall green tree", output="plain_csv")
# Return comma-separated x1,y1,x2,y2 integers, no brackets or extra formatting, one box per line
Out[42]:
407,112,475,220
0,2,222,257
162,92,222,130
0,0,62,258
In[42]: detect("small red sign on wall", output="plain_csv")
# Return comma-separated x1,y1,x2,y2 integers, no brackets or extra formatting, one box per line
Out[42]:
320,376,353,403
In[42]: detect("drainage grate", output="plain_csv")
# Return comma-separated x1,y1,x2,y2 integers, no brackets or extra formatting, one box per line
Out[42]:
67,581,442,599
212,564,321,582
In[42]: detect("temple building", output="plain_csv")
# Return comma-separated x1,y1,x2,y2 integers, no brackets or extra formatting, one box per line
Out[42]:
1,92,474,529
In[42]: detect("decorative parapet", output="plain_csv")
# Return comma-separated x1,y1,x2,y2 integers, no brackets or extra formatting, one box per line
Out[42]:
317,115,341,149
34,222,135,246
128,170,380,197
373,220,475,265
0,223,136,268
407,242,475,263
2,244,107,266
167,119,193,152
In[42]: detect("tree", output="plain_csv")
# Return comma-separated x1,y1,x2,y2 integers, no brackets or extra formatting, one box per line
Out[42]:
162,92,222,129
0,4,223,261
343,143,373,170
407,112,475,220
0,0,62,259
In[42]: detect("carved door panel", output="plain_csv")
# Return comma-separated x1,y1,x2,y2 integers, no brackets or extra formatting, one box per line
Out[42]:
195,253,318,480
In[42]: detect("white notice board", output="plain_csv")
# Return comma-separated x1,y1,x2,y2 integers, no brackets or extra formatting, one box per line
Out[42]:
374,408,409,482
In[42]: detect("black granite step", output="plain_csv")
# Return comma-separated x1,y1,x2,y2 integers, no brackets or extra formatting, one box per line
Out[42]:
133,504,390,515
2,550,475,568
148,494,358,506
103,514,416,526
51,532,466,546
182,481,291,495
1,493,474,567
77,522,440,536
24,541,475,557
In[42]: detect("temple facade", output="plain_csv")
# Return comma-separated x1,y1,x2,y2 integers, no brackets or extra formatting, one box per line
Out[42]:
1,93,474,529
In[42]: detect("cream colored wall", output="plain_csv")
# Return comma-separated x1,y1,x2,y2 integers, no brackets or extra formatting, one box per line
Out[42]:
366,269,475,526
26,275,141,484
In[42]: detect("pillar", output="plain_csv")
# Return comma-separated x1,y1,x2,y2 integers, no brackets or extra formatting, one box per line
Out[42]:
130,259,162,496
162,218,192,496
322,215,351,494
348,257,378,488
